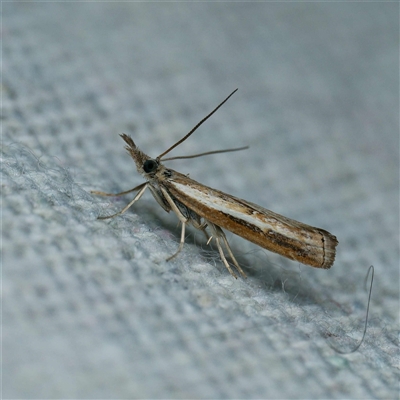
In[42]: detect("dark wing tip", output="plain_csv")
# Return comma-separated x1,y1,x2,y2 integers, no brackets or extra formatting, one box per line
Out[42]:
321,232,339,269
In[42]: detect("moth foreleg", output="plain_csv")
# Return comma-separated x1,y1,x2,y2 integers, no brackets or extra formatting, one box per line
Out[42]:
91,182,147,197
96,183,148,220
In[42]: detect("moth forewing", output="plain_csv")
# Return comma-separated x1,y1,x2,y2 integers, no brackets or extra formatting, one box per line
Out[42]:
162,171,338,269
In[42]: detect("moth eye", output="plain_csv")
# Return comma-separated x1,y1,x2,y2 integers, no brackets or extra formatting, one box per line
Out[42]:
143,159,158,173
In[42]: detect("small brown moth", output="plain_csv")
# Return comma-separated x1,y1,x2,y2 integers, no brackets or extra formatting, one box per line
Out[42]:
92,89,338,278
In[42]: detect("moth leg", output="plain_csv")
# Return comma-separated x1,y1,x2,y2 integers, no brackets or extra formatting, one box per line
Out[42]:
214,235,238,279
91,182,147,197
218,227,247,278
166,221,186,262
96,183,148,220
167,215,209,261
201,229,210,242
208,222,247,279
160,187,190,261
192,220,210,242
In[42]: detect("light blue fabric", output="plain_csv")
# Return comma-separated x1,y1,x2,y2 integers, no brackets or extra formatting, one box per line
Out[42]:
3,3,398,398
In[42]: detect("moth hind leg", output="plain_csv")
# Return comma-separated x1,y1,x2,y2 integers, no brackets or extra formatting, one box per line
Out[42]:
207,222,247,279
191,219,210,242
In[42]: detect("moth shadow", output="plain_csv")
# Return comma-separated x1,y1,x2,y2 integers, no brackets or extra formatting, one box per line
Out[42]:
130,203,324,306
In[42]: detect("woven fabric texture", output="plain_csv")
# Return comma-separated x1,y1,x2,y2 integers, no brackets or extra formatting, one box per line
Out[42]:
2,3,398,399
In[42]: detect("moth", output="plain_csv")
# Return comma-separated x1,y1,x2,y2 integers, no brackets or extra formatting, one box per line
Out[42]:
92,89,338,278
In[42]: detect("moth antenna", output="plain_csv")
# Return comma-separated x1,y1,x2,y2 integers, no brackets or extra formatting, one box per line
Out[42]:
162,145,249,161
329,265,374,354
158,89,238,160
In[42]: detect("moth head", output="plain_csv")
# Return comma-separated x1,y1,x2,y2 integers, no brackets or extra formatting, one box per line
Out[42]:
120,133,160,177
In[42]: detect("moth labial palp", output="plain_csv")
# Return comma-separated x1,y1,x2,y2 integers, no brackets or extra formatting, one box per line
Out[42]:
91,89,338,279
